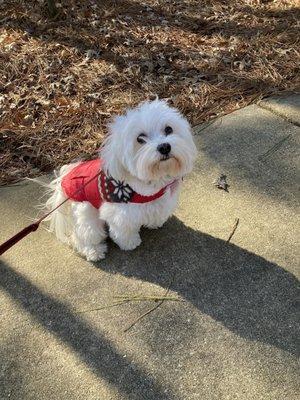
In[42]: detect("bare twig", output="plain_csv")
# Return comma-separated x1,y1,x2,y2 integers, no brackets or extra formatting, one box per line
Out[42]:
227,218,240,243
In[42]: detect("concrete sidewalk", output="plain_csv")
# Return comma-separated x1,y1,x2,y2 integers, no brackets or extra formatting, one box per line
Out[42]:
1,95,299,400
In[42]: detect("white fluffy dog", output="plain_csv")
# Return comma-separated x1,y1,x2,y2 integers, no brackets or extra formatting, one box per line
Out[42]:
45,99,197,261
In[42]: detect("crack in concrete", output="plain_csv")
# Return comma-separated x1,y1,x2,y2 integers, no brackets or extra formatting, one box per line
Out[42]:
257,100,300,128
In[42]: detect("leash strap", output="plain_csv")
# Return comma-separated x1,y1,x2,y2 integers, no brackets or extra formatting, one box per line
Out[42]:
0,223,39,255
0,171,101,256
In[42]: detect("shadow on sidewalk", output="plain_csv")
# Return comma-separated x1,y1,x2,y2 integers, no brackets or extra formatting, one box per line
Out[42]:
1,217,298,397
0,260,177,400
97,217,299,356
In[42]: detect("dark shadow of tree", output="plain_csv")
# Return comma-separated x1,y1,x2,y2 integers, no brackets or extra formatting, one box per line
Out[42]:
0,260,178,400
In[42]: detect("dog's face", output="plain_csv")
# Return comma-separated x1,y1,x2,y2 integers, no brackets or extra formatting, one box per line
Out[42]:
101,100,197,182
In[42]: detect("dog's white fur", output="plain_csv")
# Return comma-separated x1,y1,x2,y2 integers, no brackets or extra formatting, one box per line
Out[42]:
45,99,197,261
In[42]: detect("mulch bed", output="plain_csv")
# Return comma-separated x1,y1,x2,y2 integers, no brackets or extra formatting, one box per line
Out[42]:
1,0,299,184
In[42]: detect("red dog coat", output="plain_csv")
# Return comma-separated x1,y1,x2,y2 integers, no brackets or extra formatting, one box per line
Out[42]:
61,159,175,209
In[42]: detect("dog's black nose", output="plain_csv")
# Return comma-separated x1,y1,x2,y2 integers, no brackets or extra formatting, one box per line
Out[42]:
157,143,171,155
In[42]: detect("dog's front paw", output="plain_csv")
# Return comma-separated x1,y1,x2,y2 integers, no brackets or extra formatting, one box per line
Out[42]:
79,243,107,262
114,233,142,251
146,222,165,229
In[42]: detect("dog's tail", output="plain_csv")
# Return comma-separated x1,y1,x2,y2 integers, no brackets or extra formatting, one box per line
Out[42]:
43,163,78,244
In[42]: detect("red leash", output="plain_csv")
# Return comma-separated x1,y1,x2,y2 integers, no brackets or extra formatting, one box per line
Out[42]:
0,171,101,256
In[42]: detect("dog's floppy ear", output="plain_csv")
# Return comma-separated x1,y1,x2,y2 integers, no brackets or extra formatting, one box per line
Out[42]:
100,115,128,180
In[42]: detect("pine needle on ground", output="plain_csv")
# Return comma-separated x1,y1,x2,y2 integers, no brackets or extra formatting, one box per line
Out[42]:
1,0,299,184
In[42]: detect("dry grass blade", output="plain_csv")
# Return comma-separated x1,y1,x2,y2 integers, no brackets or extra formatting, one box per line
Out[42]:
76,300,130,314
114,294,181,301
76,291,181,315
123,281,175,333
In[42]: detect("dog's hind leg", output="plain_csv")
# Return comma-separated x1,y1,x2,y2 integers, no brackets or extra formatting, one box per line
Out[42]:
71,201,107,261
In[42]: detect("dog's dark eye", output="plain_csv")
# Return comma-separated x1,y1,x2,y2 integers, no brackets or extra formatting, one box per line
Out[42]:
137,133,147,144
165,126,173,135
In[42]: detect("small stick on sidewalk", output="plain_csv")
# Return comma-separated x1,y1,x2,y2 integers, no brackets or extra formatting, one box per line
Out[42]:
227,218,240,243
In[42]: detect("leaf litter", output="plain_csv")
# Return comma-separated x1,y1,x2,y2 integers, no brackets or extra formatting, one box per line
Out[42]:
1,0,299,184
